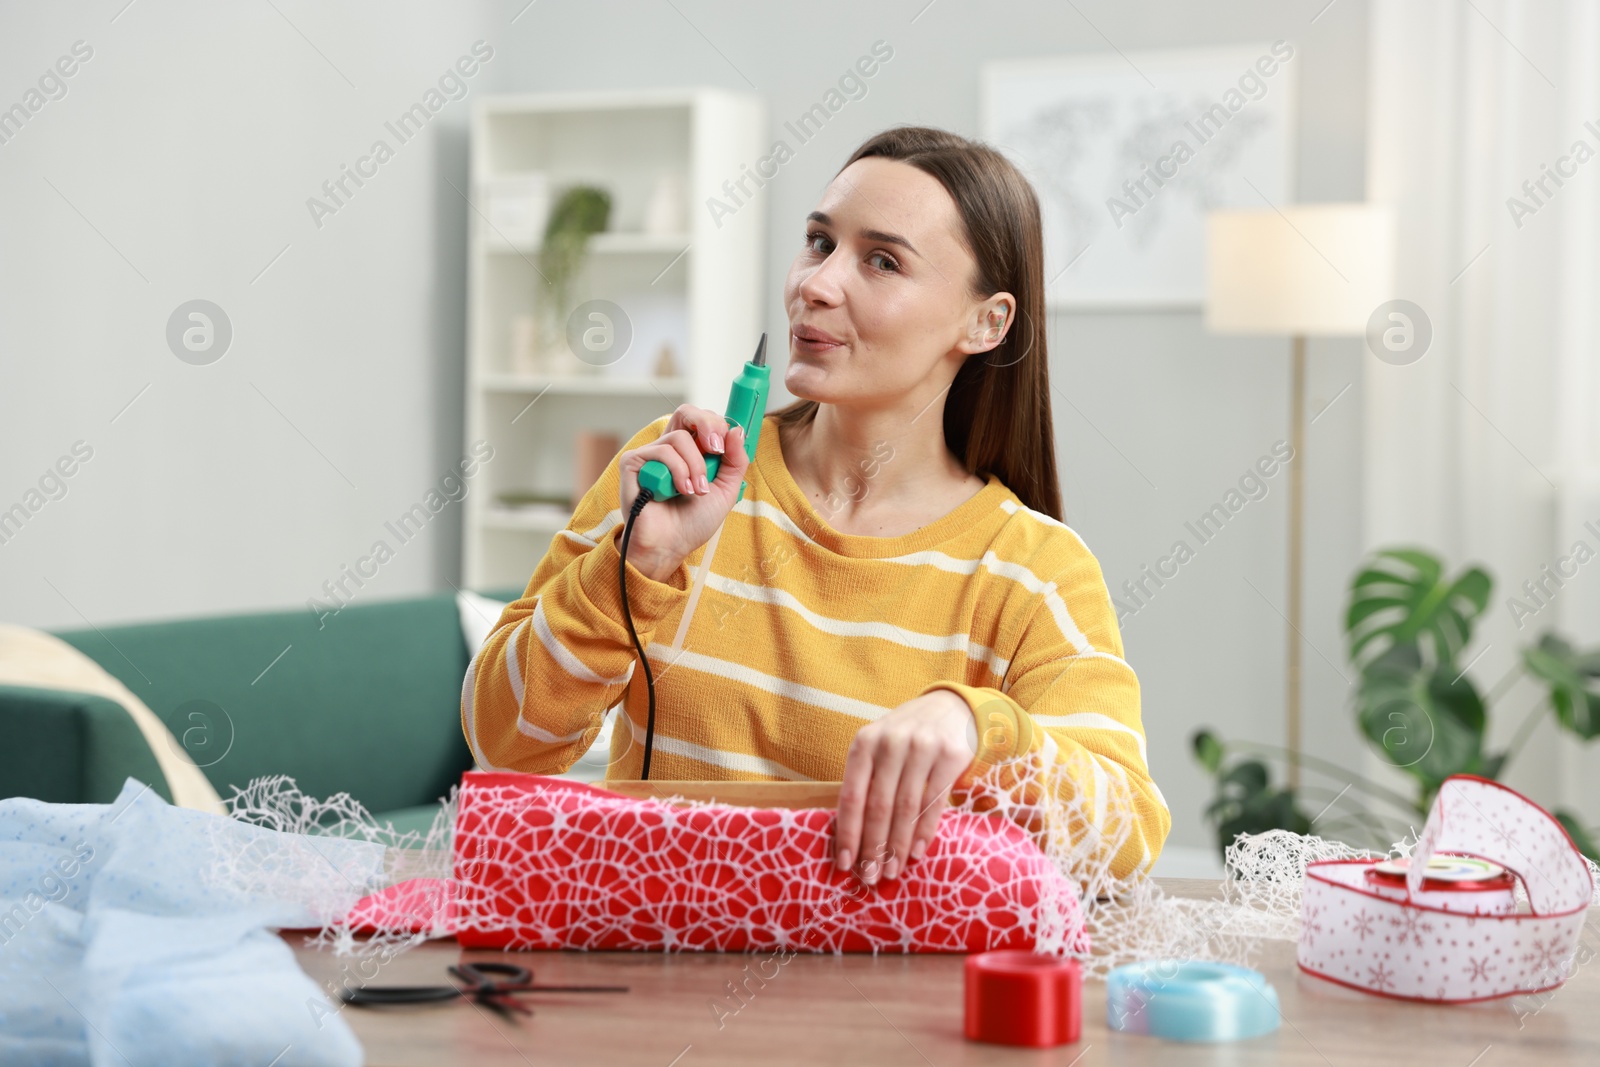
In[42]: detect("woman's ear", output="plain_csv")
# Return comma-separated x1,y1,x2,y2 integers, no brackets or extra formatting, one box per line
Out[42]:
958,293,1017,355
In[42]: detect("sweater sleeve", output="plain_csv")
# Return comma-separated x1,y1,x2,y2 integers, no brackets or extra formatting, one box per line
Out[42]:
461,414,692,775
916,542,1170,882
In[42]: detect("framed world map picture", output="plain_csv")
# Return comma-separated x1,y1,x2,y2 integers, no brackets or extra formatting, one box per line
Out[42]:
981,43,1297,308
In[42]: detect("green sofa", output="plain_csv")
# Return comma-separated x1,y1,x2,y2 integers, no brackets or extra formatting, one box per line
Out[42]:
0,588,522,836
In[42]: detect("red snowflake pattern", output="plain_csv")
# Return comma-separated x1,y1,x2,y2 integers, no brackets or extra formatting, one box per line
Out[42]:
1300,902,1325,951
1389,909,1429,948
1521,938,1570,983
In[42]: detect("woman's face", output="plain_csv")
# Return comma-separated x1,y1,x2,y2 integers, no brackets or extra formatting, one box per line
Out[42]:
783,156,1008,410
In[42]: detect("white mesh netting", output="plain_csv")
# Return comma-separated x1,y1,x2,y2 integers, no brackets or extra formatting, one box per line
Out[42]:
215,775,456,958
220,756,1600,981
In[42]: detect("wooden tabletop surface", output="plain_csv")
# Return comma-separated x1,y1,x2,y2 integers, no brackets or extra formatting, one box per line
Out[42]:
289,877,1600,1066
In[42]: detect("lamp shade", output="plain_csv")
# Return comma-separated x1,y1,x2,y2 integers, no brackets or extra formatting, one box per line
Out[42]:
1205,204,1395,335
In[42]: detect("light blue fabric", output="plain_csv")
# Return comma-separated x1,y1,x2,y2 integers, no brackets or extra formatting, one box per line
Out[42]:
1,779,389,1066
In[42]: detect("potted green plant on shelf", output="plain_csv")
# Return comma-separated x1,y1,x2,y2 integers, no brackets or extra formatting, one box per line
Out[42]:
1192,547,1600,861
535,185,612,371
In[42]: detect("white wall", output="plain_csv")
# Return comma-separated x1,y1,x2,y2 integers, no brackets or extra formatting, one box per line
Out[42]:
0,0,1372,857
0,0,491,627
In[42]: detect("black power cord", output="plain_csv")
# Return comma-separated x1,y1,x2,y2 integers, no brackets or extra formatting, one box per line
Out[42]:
617,488,660,779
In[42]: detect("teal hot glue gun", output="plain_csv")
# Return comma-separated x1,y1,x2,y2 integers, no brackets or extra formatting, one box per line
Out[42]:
637,333,769,503
624,332,768,780
624,329,768,780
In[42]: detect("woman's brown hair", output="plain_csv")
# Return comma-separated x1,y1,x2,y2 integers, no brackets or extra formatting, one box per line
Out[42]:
770,125,1062,522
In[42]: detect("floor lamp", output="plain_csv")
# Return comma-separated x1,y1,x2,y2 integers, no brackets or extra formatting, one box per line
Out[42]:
1204,204,1394,790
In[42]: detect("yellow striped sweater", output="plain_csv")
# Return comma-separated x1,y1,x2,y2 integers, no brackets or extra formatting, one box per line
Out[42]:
462,413,1170,879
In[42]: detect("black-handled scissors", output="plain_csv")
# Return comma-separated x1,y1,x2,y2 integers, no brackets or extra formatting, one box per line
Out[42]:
340,962,630,1020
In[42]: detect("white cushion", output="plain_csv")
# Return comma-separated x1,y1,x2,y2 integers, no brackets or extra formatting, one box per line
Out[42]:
454,589,614,780
455,591,509,657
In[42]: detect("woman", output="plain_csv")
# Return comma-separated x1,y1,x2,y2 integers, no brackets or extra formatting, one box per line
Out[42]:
462,126,1170,885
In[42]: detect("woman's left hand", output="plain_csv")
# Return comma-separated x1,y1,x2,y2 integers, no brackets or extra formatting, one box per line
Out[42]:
833,689,978,885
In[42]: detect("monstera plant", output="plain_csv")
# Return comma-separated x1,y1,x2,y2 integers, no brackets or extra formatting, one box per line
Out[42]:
1346,548,1500,805
1193,547,1600,861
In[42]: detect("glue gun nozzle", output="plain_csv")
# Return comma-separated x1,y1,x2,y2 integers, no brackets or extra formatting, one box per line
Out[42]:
751,333,767,368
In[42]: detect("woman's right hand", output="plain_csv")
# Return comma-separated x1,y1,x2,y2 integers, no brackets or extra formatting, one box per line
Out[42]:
615,405,750,582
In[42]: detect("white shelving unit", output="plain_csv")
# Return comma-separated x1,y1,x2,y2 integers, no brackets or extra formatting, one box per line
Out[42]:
462,88,767,592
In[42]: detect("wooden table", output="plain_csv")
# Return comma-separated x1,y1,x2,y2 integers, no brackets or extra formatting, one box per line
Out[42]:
289,877,1600,1066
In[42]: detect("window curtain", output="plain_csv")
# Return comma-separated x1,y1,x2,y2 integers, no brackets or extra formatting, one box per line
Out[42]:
1364,0,1600,816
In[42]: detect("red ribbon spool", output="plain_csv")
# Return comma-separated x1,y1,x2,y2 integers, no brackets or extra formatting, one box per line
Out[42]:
964,950,1082,1048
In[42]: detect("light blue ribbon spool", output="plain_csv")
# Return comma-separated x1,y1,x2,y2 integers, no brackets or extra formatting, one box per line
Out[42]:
1106,960,1280,1042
